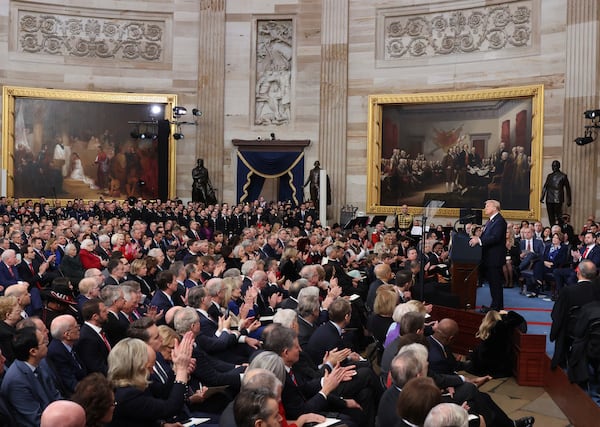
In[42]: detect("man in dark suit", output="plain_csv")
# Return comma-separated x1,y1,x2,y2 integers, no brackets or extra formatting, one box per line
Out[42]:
306,297,363,365
366,263,393,313
376,348,425,427
101,285,128,346
149,270,179,324
1,326,62,427
74,299,110,375
0,249,21,292
94,235,112,261
426,318,472,375
550,260,600,368
47,314,86,397
470,200,507,311
554,231,600,294
264,324,362,427
518,226,545,295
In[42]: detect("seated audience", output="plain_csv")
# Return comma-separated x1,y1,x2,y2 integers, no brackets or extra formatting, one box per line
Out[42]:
0,326,62,427
107,334,193,427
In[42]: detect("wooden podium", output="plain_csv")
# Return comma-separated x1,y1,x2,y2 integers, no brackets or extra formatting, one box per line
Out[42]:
450,263,479,309
449,230,481,309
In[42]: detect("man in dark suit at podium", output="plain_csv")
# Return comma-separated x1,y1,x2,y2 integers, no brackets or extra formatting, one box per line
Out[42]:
470,200,507,312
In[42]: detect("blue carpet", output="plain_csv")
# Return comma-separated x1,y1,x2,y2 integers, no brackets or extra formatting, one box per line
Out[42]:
475,284,555,356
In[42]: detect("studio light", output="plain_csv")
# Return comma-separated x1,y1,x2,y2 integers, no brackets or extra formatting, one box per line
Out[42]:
139,132,147,139
173,133,184,140
130,128,140,139
192,108,202,117
584,110,600,119
575,135,594,145
150,105,163,117
173,106,187,116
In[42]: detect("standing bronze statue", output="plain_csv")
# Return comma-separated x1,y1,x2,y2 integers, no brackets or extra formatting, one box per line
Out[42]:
192,158,217,205
540,160,571,225
304,161,321,204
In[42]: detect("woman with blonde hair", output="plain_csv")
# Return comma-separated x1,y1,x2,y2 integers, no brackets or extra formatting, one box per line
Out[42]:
0,295,21,364
366,284,397,346
107,333,194,427
468,309,526,378
279,247,303,282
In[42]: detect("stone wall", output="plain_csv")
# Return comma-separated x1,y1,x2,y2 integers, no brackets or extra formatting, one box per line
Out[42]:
0,0,598,226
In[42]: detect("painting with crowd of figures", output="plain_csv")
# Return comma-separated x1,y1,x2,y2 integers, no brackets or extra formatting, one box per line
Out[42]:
2,86,177,201
366,85,544,220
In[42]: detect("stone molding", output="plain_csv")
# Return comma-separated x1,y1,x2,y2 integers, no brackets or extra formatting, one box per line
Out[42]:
378,0,536,65
11,2,170,63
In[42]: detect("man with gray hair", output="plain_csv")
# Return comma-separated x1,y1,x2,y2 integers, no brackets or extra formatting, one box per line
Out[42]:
47,314,86,396
424,403,469,427
240,259,258,294
377,344,428,427
0,249,20,292
100,285,127,346
173,307,243,399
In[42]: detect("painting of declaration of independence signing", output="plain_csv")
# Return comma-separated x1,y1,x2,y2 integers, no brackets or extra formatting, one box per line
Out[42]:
379,97,533,211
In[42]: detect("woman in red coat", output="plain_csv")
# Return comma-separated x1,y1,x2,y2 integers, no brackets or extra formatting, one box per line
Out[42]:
79,238,105,270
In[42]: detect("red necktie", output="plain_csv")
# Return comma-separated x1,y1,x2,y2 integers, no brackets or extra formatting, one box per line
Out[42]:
289,369,298,386
582,247,590,259
526,241,531,252
100,331,111,351
8,267,14,278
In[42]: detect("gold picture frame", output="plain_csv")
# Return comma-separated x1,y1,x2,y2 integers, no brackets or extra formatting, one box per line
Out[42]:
2,86,178,201
367,85,544,220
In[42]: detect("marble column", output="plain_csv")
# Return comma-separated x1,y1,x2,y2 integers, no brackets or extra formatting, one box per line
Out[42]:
197,0,225,201
319,0,349,222
563,0,600,227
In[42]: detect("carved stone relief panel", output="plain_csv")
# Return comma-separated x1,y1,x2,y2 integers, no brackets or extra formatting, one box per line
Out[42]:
255,20,293,126
380,0,534,63
12,2,169,63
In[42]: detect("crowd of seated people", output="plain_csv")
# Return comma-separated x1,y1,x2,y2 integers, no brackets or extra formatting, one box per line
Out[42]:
0,194,595,425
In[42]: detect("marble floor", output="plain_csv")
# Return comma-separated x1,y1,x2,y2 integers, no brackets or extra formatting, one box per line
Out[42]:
473,375,571,427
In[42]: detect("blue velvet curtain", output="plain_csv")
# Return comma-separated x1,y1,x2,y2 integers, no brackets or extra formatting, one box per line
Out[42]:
237,151,304,205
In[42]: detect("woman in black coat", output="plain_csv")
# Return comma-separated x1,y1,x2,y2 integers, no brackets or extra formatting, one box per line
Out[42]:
107,334,193,427
468,310,526,378
59,243,85,289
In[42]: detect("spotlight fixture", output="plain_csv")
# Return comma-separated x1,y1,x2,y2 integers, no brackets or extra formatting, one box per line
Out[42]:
575,135,594,146
130,128,140,139
270,133,276,141
150,105,163,117
139,131,147,139
173,106,187,117
192,108,202,117
173,133,184,140
584,110,600,119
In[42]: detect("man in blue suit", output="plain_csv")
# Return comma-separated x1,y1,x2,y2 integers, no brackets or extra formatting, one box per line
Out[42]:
0,249,20,293
47,314,86,397
518,226,545,295
470,200,507,311
553,231,600,294
1,326,62,427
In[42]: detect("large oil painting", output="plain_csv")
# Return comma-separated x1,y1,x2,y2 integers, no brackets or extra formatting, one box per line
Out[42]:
2,86,177,200
367,85,544,219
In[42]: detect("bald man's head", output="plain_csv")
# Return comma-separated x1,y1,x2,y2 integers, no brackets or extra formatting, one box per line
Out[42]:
41,400,86,427
435,318,459,345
